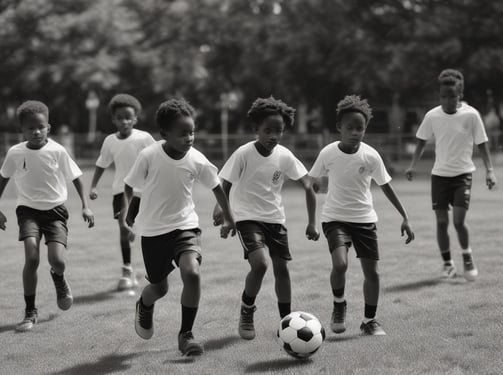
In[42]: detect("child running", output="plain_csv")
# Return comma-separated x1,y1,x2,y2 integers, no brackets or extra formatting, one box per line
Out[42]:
0,100,94,332
213,96,319,340
406,69,497,281
310,95,414,336
124,98,235,356
89,94,155,290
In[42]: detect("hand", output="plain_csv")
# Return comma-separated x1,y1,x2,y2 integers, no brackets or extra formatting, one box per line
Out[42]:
213,204,223,226
220,218,236,239
89,188,98,200
401,219,414,244
405,167,414,181
305,223,320,241
0,210,6,230
120,221,136,241
486,169,497,190
82,207,95,228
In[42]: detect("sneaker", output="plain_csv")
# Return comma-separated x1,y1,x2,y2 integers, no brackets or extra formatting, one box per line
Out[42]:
135,299,154,339
360,320,386,336
50,269,73,310
441,262,457,279
178,331,204,356
331,301,347,333
16,309,38,332
118,265,136,290
462,253,478,281
238,304,256,340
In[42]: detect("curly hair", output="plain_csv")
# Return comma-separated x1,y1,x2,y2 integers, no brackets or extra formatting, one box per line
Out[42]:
155,98,196,130
16,100,49,124
247,96,295,128
336,95,372,124
108,93,142,114
438,69,464,93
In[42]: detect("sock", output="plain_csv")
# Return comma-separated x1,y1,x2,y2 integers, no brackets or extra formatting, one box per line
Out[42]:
241,291,256,307
24,294,36,311
180,305,198,334
462,247,472,254
139,297,153,310
120,242,131,265
364,304,377,323
50,268,64,279
278,302,291,318
332,287,345,303
440,250,452,263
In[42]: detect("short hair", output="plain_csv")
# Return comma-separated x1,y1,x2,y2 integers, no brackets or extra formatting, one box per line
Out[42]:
108,93,142,114
247,96,295,128
438,69,464,93
155,98,195,130
336,95,373,124
16,100,49,124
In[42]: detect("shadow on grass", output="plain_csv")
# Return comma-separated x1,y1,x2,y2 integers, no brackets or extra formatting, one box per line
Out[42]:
245,357,312,373
49,353,138,375
325,333,360,343
73,288,118,305
384,278,442,293
0,313,58,334
204,335,241,351
165,357,198,365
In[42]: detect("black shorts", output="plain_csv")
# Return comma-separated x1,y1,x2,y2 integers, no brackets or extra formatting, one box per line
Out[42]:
236,220,291,261
16,205,69,246
112,194,140,220
322,221,379,260
431,173,472,210
141,228,202,283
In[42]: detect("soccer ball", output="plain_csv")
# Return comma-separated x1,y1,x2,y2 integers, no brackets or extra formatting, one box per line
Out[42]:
277,311,325,359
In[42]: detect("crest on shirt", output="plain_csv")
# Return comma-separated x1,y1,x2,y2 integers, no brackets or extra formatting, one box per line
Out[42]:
272,170,282,185
358,166,366,174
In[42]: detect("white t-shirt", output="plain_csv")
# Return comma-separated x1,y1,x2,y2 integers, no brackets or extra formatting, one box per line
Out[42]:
0,139,82,210
310,141,391,223
416,104,488,177
96,129,155,194
124,142,220,237
219,141,308,224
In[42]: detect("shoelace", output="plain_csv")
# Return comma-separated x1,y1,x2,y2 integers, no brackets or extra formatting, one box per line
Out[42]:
25,310,37,321
333,304,346,322
462,255,474,269
138,305,152,328
240,308,255,328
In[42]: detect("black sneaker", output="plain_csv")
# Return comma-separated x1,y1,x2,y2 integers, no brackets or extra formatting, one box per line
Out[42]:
178,331,204,356
135,299,154,339
238,304,256,340
16,309,38,332
50,269,73,310
331,301,347,333
360,320,386,336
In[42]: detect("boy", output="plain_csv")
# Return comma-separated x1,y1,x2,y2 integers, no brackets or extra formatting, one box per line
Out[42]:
0,101,94,332
213,96,319,340
89,94,155,290
310,95,414,336
124,98,235,356
406,69,497,281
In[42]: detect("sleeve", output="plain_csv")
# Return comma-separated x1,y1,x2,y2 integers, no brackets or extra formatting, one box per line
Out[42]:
472,111,489,145
309,148,328,178
59,149,83,181
124,151,148,191
218,148,243,183
370,151,392,186
95,137,113,168
197,158,220,190
416,113,433,140
144,133,156,147
0,148,16,178
284,151,308,180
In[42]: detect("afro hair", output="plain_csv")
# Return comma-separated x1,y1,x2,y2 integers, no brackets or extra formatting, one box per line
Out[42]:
438,69,464,93
336,95,373,124
16,100,49,124
108,93,142,114
155,98,196,130
247,96,295,128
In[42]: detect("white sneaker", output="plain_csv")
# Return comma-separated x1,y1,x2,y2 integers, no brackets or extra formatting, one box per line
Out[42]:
462,253,478,281
118,265,135,290
441,263,457,278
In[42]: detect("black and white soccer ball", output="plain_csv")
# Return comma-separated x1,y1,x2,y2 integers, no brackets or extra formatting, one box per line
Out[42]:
277,311,326,359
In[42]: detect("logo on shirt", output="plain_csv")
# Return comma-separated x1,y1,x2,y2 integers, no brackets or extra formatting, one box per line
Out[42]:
358,166,366,174
272,170,282,185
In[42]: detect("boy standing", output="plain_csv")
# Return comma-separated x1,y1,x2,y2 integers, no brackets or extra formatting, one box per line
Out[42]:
89,94,155,290
213,96,319,340
406,69,497,281
310,95,414,336
125,98,235,356
0,101,94,332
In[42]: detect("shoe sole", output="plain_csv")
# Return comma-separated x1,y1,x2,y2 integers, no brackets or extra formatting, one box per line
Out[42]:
16,321,37,332
135,304,153,340
238,329,255,340
181,345,204,356
57,296,73,311
331,324,346,334
361,330,387,336
118,277,134,291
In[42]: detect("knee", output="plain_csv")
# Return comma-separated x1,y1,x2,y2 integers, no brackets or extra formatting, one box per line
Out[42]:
364,268,379,282
273,262,289,279
251,260,268,276
332,261,348,275
182,267,200,286
49,258,65,273
436,220,449,231
153,282,168,297
25,256,40,270
453,219,466,232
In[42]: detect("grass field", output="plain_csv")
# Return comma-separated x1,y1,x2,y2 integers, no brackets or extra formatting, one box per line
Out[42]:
1,160,502,375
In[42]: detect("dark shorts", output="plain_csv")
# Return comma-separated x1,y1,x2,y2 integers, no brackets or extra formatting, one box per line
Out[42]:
16,205,69,246
113,194,140,220
322,221,379,260
431,173,472,210
141,228,202,283
236,220,291,261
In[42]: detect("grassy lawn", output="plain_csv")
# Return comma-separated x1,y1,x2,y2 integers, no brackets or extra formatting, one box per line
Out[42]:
0,162,502,374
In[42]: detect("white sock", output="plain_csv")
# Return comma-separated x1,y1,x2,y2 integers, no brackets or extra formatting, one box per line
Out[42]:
363,317,374,324
462,247,472,254
333,296,345,303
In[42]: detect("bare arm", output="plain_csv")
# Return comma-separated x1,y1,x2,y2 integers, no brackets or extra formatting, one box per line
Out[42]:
72,177,95,228
477,142,497,189
298,174,319,241
89,166,105,199
380,182,414,244
405,139,427,181
0,176,10,230
124,184,135,227
212,179,232,226
212,184,236,238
